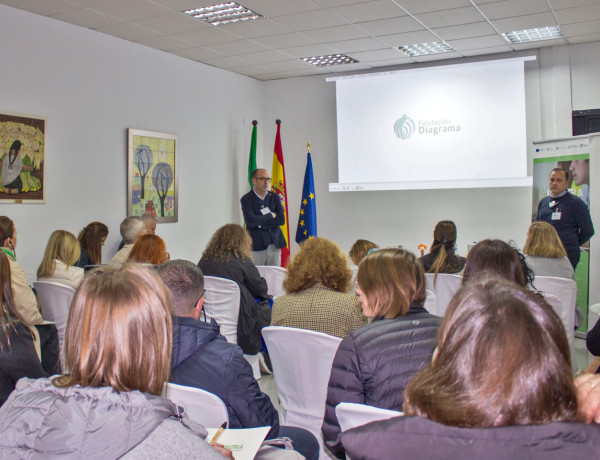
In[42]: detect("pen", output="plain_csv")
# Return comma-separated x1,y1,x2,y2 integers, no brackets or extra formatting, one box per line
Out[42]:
210,421,227,444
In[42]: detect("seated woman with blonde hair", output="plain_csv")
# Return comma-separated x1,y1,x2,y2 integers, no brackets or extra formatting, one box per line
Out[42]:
37,230,84,289
523,221,574,280
339,277,600,459
127,234,169,265
0,264,231,459
271,237,366,339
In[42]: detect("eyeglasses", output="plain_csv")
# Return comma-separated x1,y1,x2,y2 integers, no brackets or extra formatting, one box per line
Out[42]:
256,177,271,182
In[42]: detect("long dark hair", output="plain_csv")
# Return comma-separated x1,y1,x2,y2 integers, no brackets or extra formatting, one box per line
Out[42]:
78,222,108,265
404,277,578,427
462,239,532,287
0,253,31,351
428,220,461,282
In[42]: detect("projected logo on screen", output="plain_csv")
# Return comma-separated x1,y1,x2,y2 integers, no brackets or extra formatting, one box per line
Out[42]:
394,115,415,140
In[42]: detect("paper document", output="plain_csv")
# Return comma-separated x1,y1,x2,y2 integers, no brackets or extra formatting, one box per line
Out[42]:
205,426,270,460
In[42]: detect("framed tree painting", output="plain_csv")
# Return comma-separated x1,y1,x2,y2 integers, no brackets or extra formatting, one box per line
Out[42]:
0,112,45,203
128,129,178,222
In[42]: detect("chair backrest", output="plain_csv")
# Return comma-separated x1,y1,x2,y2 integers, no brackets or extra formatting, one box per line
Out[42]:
533,276,577,346
262,326,342,454
33,281,76,353
164,382,229,428
256,265,286,298
335,402,402,432
425,273,462,316
424,289,437,315
202,276,240,344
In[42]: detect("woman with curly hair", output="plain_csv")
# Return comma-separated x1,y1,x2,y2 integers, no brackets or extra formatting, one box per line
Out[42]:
76,222,108,268
271,237,366,339
198,224,270,356
321,248,441,458
127,234,169,265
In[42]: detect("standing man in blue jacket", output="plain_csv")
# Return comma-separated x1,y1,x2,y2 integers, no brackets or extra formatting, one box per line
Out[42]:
158,260,319,460
536,167,594,269
241,168,286,266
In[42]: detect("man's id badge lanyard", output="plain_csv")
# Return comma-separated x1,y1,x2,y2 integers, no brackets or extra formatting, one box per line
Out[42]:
549,200,561,221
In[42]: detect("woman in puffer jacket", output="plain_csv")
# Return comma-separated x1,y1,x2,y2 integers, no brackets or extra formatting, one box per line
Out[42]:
340,277,600,459
321,248,442,458
0,264,230,459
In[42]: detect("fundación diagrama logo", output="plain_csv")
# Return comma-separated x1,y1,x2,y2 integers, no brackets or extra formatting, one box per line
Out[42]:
395,114,462,140
394,114,415,140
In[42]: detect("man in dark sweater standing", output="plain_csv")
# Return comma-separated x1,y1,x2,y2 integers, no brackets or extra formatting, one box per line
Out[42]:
241,168,286,266
535,167,594,269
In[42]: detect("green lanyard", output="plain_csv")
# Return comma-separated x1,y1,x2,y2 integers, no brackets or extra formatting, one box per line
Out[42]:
1,247,15,261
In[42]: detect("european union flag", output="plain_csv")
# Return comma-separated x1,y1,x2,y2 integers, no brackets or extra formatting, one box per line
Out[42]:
296,152,317,244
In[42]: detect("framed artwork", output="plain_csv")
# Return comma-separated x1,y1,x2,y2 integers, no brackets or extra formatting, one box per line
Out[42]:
128,129,178,222
0,112,45,203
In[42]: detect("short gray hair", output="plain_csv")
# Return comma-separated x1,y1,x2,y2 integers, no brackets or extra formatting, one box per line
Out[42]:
157,260,204,316
120,216,144,244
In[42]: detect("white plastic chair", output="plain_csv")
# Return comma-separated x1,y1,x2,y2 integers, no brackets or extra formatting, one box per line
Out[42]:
424,289,437,315
33,281,76,354
335,402,402,432
203,276,261,379
256,265,286,298
262,326,342,458
425,273,462,316
164,382,229,428
203,276,241,345
533,276,577,346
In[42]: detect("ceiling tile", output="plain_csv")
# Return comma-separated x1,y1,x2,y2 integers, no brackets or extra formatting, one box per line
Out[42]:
378,30,441,47
133,12,203,34
170,46,225,60
240,0,321,18
327,1,406,23
172,27,240,45
368,57,414,68
311,0,367,6
89,0,172,21
272,9,348,31
478,0,550,20
279,43,338,58
325,37,390,52
62,0,105,6
460,45,513,56
96,22,162,41
566,32,600,43
4,0,75,16
400,0,471,15
415,6,485,28
548,0,600,8
236,49,294,64
356,16,424,35
349,48,405,62
206,39,269,55
252,32,317,49
219,19,291,38
150,0,223,10
135,34,195,51
432,21,497,40
491,12,558,32
447,34,509,51
303,24,369,42
561,19,600,36
260,59,316,72
227,64,273,78
555,4,600,24
203,55,252,69
50,7,124,28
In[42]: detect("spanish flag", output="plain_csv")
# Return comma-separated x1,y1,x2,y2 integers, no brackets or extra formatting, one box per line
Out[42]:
271,120,290,267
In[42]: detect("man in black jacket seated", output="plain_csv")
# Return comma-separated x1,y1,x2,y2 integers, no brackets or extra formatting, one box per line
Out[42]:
158,260,319,460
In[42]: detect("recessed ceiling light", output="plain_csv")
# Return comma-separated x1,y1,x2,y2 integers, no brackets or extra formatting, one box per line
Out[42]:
301,54,359,67
502,26,563,44
399,42,455,57
183,2,263,26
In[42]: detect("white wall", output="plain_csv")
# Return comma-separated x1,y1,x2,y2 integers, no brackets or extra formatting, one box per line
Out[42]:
0,4,263,278
2,3,599,282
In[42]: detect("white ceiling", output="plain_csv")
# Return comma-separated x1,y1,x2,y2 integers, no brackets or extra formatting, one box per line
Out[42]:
4,0,600,80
